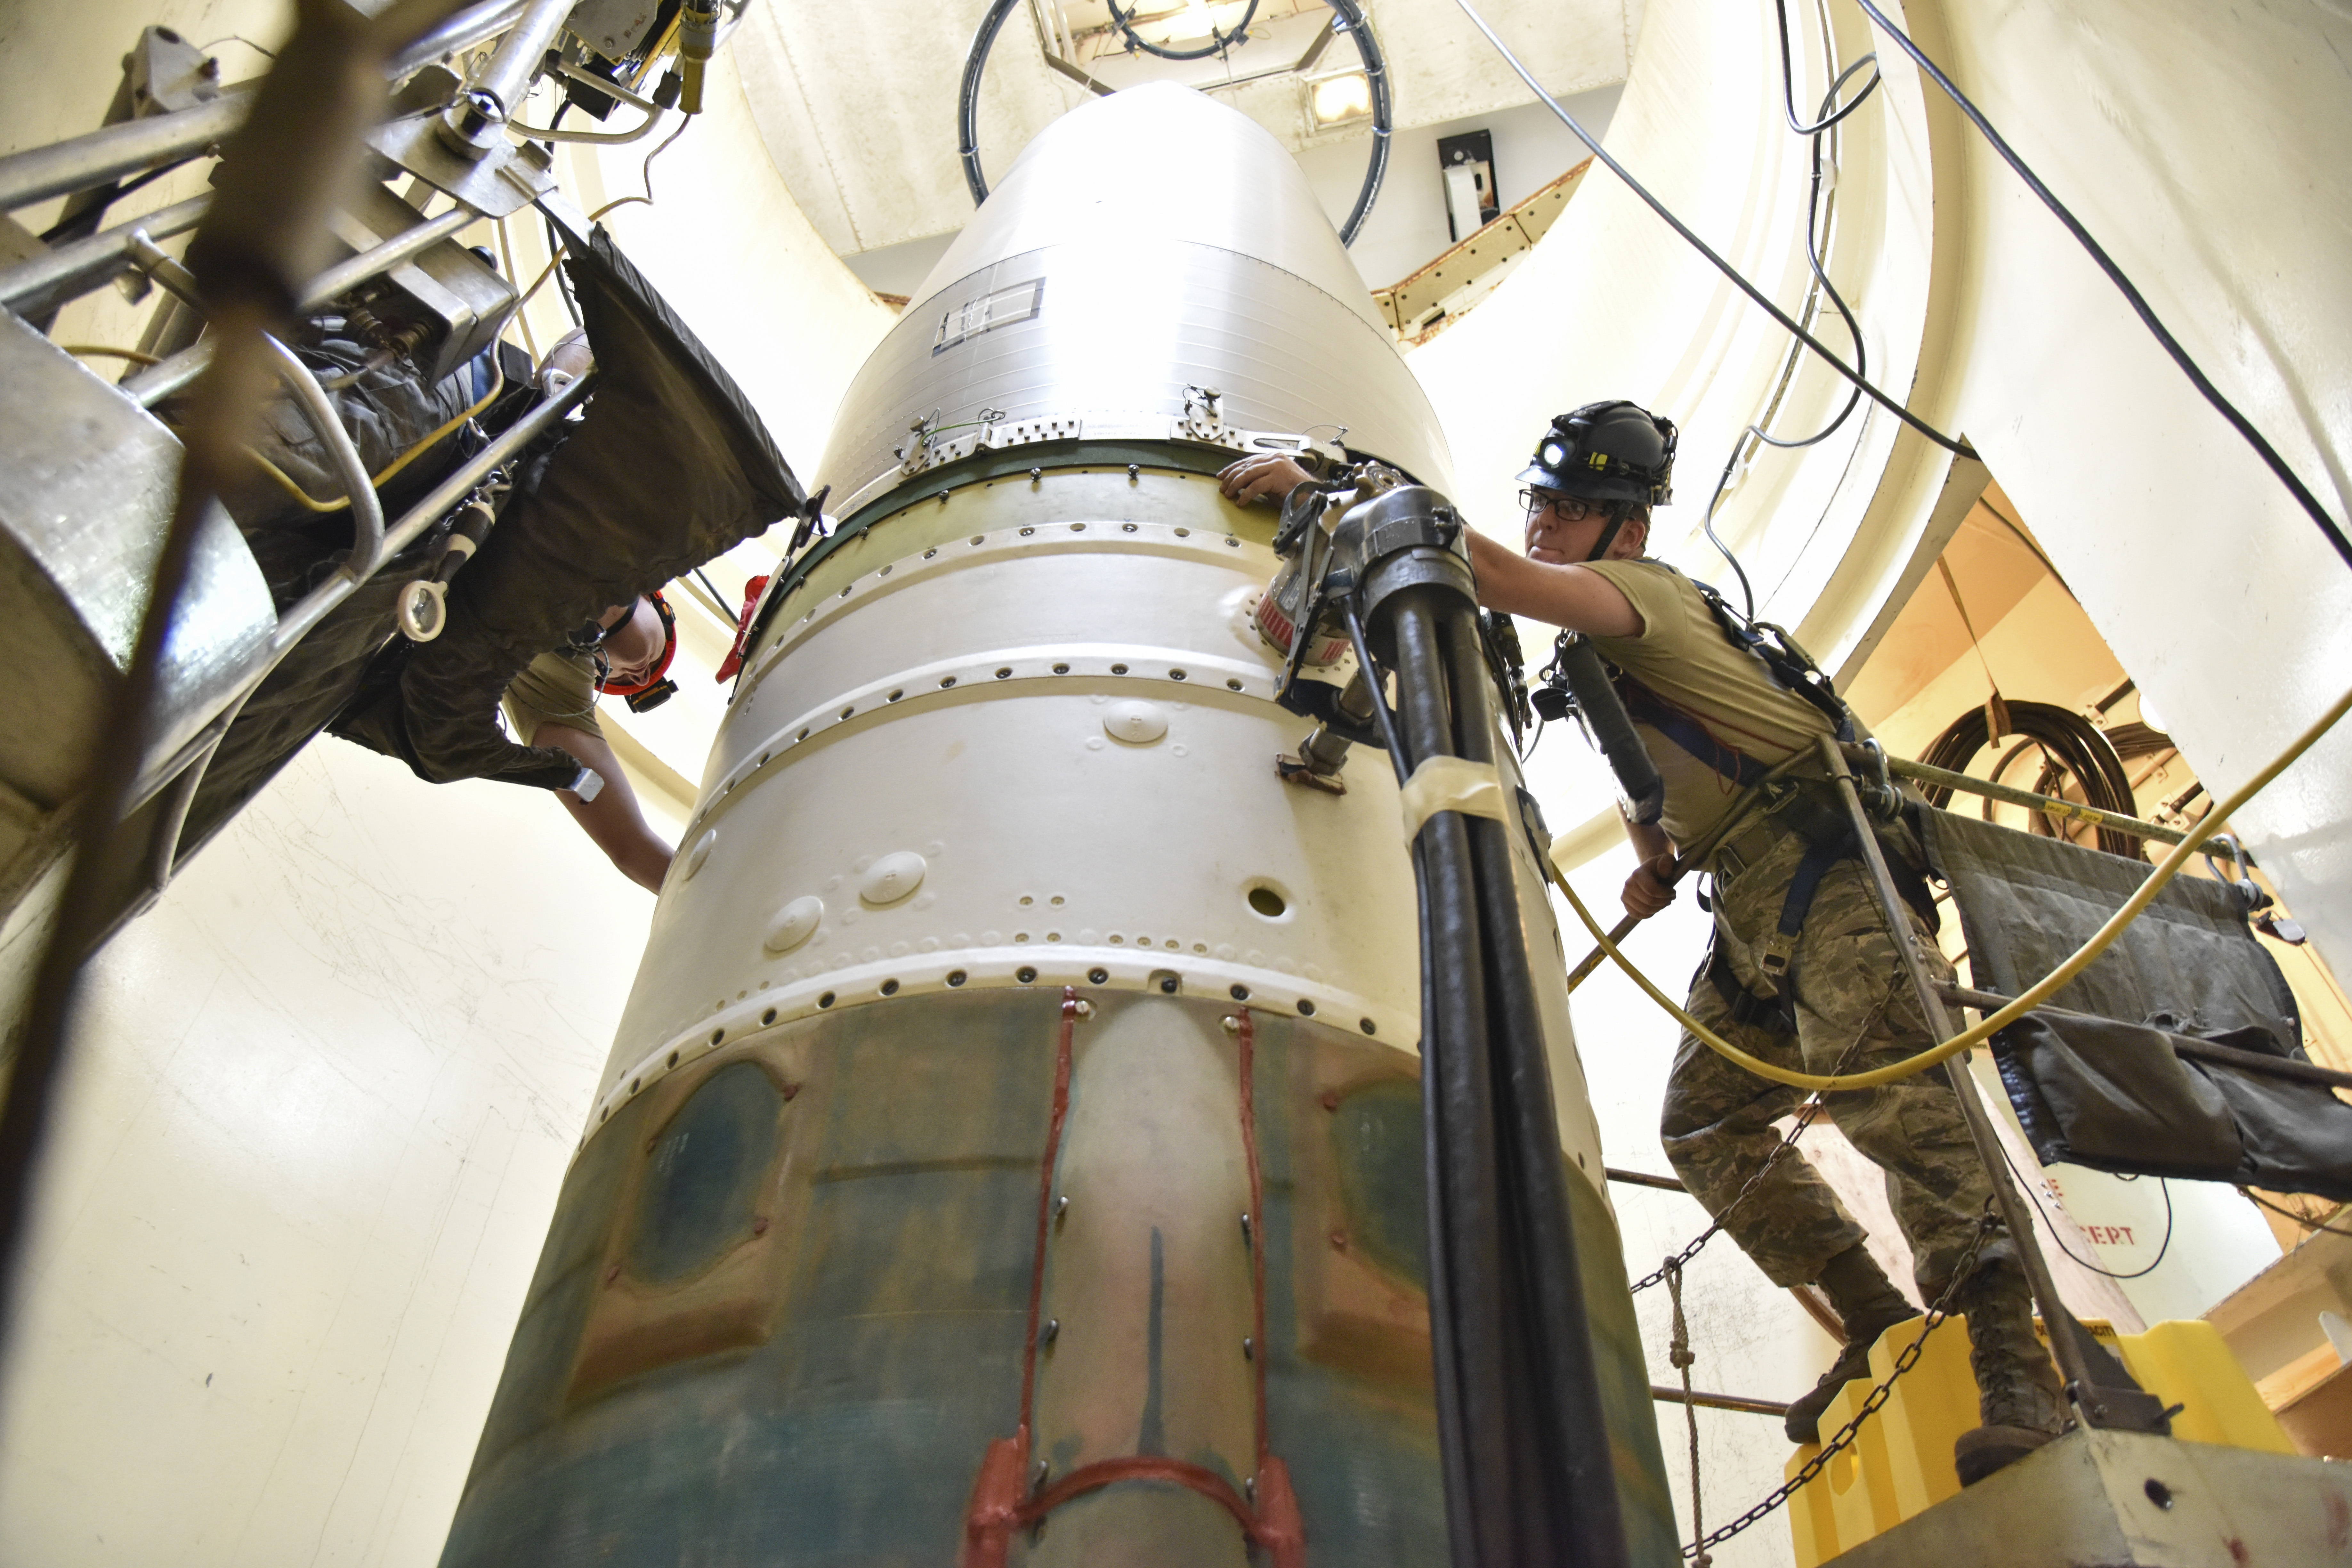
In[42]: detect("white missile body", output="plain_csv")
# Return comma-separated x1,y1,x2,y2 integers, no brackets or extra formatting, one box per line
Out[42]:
440,84,1675,1568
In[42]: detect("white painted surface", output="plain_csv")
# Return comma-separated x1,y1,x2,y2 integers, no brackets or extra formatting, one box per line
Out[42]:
0,743,641,1565
1919,0,2352,994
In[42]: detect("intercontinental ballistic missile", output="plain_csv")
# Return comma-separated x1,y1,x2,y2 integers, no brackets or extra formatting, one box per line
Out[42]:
440,83,1676,1566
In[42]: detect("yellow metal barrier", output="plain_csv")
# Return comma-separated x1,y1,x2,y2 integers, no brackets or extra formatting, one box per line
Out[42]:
1785,1317,2293,1566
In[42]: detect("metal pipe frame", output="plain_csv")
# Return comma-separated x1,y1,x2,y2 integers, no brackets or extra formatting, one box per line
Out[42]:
271,365,589,656
0,93,252,213
441,0,578,156
108,204,481,408
505,101,666,145
122,340,212,406
124,230,201,304
1604,1166,1687,1192
1650,1383,1791,1418
300,205,475,308
261,334,386,567
553,57,663,113
0,194,211,316
1936,981,2352,1092
387,0,534,81
1814,736,2170,1434
1880,750,2186,847
4,169,469,337
126,366,594,815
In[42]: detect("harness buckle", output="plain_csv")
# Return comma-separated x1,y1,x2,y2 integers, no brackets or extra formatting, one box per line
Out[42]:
1754,931,1798,991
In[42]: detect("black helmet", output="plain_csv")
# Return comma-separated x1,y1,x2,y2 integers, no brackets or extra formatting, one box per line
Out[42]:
1517,400,1677,506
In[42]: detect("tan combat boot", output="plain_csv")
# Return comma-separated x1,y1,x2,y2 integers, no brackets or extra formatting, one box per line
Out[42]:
1784,1244,1917,1444
1953,1260,2068,1486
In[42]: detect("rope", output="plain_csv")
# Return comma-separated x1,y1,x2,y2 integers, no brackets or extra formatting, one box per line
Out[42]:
1664,1259,1712,1567
1540,680,2352,1092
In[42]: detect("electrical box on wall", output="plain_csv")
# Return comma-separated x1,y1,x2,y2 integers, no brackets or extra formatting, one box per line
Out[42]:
1437,130,1498,242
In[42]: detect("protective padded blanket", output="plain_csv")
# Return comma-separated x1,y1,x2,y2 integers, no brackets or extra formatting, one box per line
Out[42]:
174,343,538,862
1919,808,2351,1197
1992,1013,2352,1199
335,223,804,789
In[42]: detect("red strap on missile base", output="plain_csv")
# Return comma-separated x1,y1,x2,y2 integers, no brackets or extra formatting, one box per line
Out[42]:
960,999,1303,1567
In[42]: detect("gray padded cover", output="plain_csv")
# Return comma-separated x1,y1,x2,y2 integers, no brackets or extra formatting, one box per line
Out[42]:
1921,808,2350,1198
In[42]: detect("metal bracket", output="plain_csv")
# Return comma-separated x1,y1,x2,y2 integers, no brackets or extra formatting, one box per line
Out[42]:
1274,678,1383,750
365,111,557,219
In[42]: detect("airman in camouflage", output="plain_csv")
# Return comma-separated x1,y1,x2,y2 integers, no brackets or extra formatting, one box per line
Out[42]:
1455,398,2068,1486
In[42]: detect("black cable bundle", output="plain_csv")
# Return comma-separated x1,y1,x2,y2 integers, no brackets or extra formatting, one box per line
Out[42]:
1338,505,1631,1568
1919,699,2144,858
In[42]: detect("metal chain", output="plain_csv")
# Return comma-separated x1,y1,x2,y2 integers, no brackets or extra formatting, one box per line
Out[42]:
1632,1094,1823,1294
1678,1209,1999,1560
1664,1258,1712,1568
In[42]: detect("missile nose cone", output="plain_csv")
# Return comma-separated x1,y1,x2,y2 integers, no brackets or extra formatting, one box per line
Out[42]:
922,82,1382,333
820,86,1449,518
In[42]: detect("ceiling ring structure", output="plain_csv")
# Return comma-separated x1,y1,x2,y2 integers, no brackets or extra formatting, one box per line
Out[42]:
956,0,1394,247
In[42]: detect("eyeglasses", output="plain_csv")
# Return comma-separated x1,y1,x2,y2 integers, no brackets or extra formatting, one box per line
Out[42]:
1520,489,1601,521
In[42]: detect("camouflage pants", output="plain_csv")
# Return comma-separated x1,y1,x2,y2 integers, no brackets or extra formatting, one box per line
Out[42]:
1658,817,1994,1296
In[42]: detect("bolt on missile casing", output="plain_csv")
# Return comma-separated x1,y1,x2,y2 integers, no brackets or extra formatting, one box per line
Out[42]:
440,83,1675,1567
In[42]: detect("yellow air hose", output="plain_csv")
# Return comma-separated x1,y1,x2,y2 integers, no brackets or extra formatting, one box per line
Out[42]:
1541,681,2352,1092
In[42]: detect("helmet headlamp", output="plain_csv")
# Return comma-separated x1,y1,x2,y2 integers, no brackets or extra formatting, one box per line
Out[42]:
1514,400,1679,507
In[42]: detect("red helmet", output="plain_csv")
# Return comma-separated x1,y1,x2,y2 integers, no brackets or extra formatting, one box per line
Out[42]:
593,591,681,713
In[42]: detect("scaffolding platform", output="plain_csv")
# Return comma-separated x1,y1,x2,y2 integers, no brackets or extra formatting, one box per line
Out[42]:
1823,1427,2350,1566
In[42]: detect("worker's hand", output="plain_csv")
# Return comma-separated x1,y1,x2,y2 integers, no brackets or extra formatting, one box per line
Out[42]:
1218,453,1314,508
1621,852,1677,919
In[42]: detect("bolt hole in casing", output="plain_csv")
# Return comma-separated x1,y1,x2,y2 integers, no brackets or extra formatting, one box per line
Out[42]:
440,84,1666,1568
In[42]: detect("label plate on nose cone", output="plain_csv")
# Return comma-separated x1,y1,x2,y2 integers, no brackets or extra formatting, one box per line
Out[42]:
933,278,1044,354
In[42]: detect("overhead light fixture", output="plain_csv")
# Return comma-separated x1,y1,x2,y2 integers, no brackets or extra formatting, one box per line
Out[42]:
1306,67,1372,127
1159,1,1218,43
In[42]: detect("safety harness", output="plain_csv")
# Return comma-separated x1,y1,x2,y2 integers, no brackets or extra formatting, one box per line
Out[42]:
1554,571,1929,1025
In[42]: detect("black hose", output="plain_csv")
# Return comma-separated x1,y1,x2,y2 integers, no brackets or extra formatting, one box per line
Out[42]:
1773,0,1879,135
1701,43,1880,618
1439,606,1629,1567
1389,590,1522,1562
957,0,1391,247
1104,0,1257,61
1919,699,2144,858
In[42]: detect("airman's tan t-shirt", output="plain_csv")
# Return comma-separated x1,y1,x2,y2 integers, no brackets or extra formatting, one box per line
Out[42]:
501,650,603,747
1580,559,1837,846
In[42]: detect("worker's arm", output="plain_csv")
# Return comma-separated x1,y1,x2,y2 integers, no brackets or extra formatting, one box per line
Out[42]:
537,723,674,893
1621,813,1677,919
1463,529,1645,638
